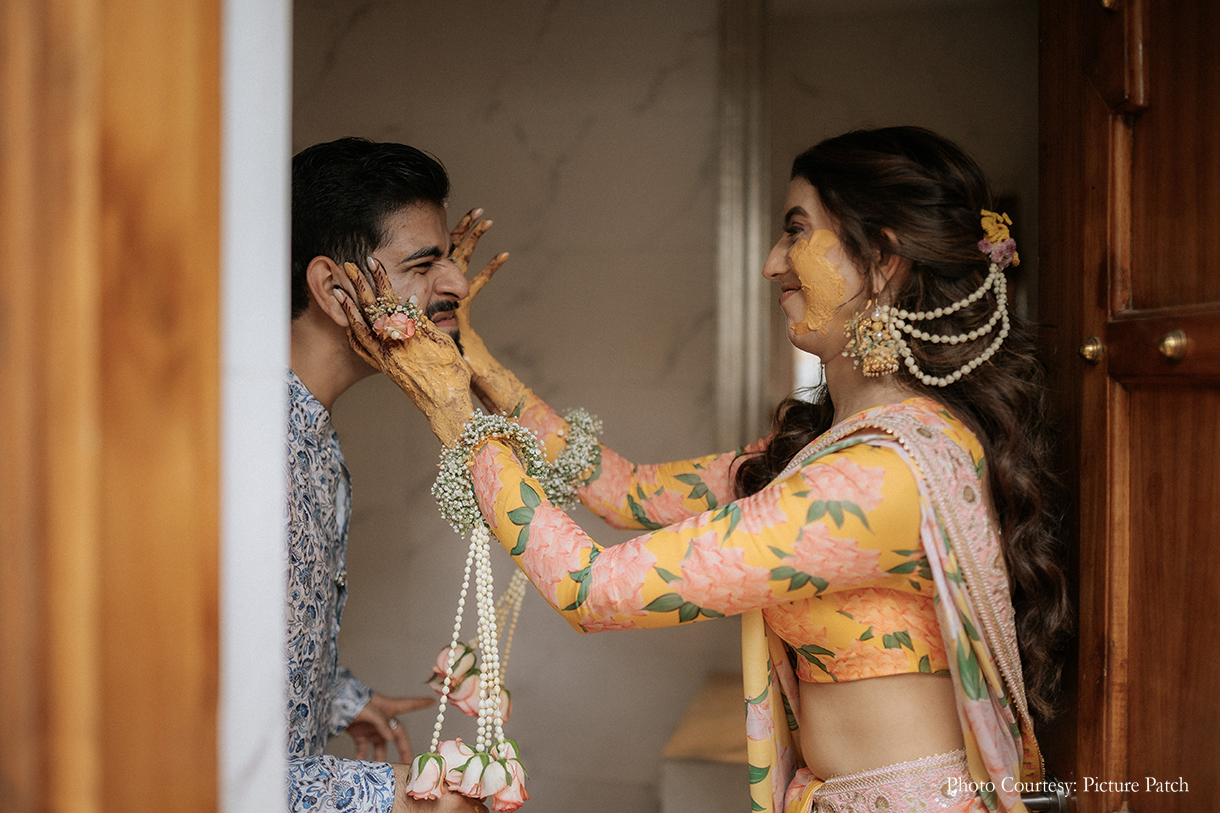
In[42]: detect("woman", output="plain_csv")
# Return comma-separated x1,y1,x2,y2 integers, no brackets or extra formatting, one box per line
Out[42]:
335,127,1069,812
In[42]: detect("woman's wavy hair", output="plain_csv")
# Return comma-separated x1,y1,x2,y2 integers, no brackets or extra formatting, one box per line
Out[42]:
735,127,1070,721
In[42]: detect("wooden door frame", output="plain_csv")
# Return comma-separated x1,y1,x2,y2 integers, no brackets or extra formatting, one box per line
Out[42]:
1,0,221,810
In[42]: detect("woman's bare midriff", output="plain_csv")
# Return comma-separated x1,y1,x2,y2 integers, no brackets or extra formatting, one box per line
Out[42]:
798,672,965,780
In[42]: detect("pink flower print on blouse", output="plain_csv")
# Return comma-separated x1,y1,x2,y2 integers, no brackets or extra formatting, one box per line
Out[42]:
581,448,638,528
735,485,789,536
800,456,886,522
578,614,647,633
671,532,774,616
746,696,775,742
472,444,506,530
829,636,912,681
521,504,588,607
790,523,886,590
585,542,657,619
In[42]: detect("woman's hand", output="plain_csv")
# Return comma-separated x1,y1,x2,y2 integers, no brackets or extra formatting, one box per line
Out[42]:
447,209,528,414
335,258,474,446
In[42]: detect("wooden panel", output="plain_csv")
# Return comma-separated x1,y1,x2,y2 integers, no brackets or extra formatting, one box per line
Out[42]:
0,0,220,811
98,0,221,811
1107,306,1220,384
1131,1,1220,310
1,1,104,810
1038,3,1128,810
1127,387,1220,808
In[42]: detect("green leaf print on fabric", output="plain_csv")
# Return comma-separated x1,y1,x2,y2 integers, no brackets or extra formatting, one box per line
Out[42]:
919,655,932,673
749,764,770,785
655,567,681,583
806,499,871,531
751,800,765,811
626,493,664,531
769,566,827,595
673,472,717,509
859,626,875,641
712,503,743,538
520,481,542,508
644,593,685,613
956,639,987,701
881,630,914,652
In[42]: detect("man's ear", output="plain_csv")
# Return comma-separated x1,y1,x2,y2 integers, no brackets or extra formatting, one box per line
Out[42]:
304,255,351,327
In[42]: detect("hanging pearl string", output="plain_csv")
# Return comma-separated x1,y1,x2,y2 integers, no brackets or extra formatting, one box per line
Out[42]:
880,264,1010,388
427,536,478,755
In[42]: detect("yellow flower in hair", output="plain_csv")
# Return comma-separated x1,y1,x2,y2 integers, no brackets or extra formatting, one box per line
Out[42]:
980,209,1013,243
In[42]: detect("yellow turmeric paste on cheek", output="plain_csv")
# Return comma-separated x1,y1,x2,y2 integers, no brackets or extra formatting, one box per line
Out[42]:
789,229,844,336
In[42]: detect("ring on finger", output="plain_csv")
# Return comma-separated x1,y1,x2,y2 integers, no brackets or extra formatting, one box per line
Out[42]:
388,717,400,731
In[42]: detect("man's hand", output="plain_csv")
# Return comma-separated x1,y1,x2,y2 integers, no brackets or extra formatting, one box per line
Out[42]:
335,258,474,446
346,692,434,763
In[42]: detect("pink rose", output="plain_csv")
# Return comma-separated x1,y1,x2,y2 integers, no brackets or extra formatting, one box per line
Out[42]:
520,504,587,606
450,672,481,717
404,753,446,800
671,533,774,616
745,698,774,742
800,456,886,512
433,642,477,680
791,524,885,587
585,543,656,618
471,444,506,530
438,738,476,786
489,766,529,812
457,753,493,797
373,312,416,341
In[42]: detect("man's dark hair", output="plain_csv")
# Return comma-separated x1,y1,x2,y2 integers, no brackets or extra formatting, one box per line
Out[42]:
291,137,450,318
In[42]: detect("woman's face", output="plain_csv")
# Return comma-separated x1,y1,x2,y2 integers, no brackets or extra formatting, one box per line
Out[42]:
762,177,869,358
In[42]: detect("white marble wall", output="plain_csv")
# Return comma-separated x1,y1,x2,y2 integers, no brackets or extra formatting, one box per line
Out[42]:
294,2,736,811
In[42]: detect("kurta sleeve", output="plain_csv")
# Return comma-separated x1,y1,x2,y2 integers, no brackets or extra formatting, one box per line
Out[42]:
288,755,395,813
469,435,925,633
327,665,372,737
511,390,767,529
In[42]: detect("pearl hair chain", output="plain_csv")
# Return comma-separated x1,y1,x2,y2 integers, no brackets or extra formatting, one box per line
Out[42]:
879,263,1010,388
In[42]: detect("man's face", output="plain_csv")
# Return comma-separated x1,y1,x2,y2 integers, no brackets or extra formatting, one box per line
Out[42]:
367,203,469,339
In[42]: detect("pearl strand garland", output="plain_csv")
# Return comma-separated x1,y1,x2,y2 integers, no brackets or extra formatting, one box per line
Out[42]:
427,538,477,755
880,264,1010,388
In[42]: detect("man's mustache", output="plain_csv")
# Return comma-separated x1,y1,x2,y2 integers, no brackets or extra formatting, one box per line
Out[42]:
425,300,457,320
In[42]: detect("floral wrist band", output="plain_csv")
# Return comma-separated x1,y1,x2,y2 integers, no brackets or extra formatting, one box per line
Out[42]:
540,408,602,511
367,294,423,342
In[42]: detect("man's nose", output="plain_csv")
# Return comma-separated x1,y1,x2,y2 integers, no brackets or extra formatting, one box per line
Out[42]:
435,257,471,299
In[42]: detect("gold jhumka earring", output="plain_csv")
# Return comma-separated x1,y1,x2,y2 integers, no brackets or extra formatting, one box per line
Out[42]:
843,300,901,377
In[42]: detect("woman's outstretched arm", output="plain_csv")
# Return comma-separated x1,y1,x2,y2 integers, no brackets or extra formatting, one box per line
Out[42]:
469,436,926,634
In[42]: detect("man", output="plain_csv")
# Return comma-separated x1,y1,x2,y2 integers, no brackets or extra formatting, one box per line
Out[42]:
287,137,485,813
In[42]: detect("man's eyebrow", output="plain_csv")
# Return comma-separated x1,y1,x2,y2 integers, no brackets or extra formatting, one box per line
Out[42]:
397,245,445,266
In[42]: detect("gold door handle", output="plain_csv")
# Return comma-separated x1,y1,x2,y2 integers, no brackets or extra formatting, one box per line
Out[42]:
1078,336,1104,364
1158,329,1188,361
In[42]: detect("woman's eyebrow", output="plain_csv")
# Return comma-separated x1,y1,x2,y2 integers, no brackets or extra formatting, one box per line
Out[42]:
783,206,807,225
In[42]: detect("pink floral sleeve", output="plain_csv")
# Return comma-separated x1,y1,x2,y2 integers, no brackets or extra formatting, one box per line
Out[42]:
469,436,925,633
512,390,767,530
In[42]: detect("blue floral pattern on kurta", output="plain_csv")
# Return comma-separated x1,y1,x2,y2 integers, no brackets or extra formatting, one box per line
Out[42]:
285,370,394,812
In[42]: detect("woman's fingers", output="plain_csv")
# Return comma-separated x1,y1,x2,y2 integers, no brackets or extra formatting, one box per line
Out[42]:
467,251,509,299
451,219,493,271
449,207,483,247
366,256,396,300
343,262,378,309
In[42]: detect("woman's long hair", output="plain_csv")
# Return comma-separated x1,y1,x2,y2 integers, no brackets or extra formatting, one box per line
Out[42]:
735,127,1070,721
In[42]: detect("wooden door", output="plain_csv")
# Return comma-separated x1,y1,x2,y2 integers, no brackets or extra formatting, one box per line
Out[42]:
1040,1,1220,811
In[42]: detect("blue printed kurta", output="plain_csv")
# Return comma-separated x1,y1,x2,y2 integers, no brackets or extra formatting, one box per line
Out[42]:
285,370,395,812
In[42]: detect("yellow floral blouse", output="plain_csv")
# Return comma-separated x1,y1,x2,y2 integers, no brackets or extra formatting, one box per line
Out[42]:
469,396,985,682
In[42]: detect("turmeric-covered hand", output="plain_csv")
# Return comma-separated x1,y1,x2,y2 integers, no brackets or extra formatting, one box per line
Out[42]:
447,209,530,415
335,258,473,447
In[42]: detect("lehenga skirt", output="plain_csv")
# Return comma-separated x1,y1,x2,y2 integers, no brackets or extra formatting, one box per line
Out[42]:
786,749,987,813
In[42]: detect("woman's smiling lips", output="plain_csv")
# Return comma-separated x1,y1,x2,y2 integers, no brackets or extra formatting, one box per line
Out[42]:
779,285,801,305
